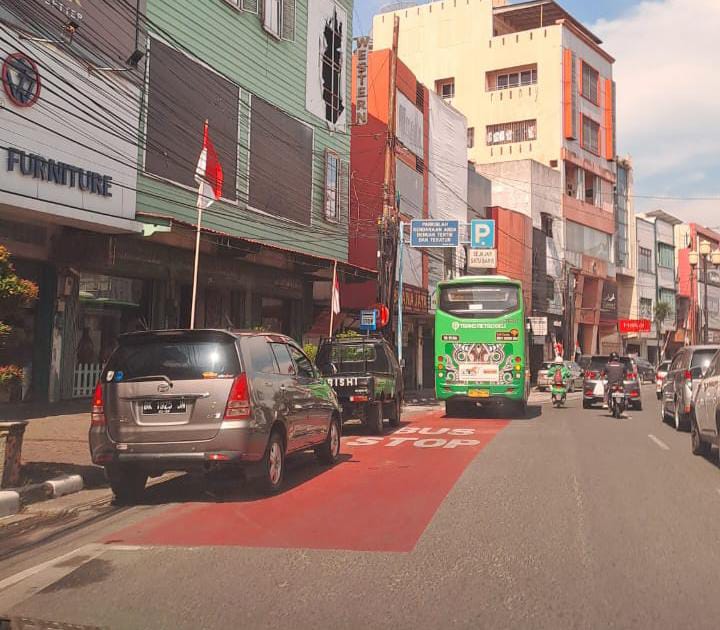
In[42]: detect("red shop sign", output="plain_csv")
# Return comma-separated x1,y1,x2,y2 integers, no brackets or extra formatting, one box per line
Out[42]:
618,319,651,333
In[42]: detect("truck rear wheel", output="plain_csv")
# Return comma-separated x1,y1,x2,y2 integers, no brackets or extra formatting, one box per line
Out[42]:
366,402,384,435
387,397,401,427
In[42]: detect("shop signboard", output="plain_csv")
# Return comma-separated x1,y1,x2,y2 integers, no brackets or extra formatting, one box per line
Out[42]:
394,284,429,314
355,37,370,125
601,280,618,318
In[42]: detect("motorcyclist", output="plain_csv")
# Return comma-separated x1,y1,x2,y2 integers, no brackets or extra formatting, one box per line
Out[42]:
547,355,571,403
602,352,628,408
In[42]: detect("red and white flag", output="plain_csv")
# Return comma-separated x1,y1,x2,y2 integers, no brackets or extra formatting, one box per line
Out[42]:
331,270,341,315
195,120,223,210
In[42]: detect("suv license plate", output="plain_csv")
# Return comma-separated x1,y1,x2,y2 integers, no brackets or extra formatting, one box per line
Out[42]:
142,399,187,415
468,389,490,398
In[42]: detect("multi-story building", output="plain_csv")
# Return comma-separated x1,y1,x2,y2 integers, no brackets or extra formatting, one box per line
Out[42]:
373,0,618,356
615,158,635,338
676,224,720,346
644,211,681,359
349,42,468,390
1,0,364,402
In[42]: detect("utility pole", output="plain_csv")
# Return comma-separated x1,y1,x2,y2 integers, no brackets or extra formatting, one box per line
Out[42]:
377,15,400,343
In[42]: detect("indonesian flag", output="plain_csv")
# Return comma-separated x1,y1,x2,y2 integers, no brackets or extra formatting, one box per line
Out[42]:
331,271,341,315
195,120,223,210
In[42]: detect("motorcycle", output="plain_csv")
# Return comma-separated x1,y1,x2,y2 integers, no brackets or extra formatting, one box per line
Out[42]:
551,379,568,408
609,383,627,418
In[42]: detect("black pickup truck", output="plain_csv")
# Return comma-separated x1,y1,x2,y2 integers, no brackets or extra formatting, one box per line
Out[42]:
316,336,403,434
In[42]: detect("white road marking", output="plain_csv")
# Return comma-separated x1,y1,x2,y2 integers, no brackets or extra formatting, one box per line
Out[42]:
0,543,145,610
648,434,670,451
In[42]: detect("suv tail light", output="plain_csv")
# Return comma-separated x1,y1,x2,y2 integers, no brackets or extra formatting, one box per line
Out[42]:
585,370,597,379
91,382,106,427
684,370,693,381
224,373,251,419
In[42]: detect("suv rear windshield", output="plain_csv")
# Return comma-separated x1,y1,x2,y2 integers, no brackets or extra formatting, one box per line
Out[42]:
589,356,633,370
105,334,241,381
691,349,717,370
316,342,388,374
438,283,520,319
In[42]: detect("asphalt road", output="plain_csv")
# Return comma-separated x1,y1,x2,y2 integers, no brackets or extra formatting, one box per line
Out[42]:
3,385,720,629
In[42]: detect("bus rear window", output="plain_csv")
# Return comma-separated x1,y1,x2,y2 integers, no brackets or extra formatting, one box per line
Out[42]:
439,284,520,319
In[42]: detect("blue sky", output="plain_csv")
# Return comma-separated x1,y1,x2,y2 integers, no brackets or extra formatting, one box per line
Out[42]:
351,0,720,227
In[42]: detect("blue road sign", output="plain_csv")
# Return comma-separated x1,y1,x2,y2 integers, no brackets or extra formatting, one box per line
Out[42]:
410,220,459,248
471,219,496,249
359,309,377,332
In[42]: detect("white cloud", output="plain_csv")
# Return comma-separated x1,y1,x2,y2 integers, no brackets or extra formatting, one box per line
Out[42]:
593,0,720,222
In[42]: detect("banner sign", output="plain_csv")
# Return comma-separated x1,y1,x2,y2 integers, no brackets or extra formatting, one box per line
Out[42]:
618,319,651,333
410,220,459,248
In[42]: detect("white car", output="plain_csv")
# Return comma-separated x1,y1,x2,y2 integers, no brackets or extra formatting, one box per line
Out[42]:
655,360,671,400
690,350,720,456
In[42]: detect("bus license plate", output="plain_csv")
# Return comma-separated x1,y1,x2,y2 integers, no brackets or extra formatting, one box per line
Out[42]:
469,389,490,398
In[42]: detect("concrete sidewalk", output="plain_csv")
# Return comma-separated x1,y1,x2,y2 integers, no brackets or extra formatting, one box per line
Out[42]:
0,401,104,489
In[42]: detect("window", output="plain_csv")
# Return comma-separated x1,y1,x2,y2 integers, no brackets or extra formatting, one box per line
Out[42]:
583,171,602,206
270,343,294,375
582,115,600,154
541,213,553,238
246,337,278,374
438,284,521,319
639,298,653,319
262,0,295,40
467,127,475,149
226,0,258,10
324,151,338,221
638,247,652,273
488,66,537,91
658,289,676,320
566,221,613,262
320,4,343,121
323,150,348,222
486,119,536,145
657,243,675,269
436,78,455,100
581,62,599,104
289,345,315,378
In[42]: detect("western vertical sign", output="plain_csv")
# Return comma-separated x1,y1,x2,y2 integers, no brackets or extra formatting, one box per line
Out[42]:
355,37,370,125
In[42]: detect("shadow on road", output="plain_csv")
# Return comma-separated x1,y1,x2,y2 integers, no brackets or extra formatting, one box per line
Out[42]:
443,404,542,421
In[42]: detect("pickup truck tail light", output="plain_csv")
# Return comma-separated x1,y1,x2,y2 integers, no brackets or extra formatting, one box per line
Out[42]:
91,383,106,427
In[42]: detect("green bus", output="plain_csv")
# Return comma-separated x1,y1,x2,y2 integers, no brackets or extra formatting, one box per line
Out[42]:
435,275,529,417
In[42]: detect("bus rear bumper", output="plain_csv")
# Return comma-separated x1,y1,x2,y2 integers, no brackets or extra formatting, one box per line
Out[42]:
436,389,526,404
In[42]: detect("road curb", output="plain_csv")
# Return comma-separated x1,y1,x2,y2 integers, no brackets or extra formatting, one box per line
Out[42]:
43,474,84,498
0,491,20,518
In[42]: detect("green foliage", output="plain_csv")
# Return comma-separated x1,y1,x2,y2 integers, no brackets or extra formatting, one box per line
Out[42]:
0,246,38,384
335,329,360,339
303,343,318,362
654,301,673,325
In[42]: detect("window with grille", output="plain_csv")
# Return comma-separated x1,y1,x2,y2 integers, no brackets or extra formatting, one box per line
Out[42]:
541,213,553,237
657,243,674,269
321,5,343,123
467,127,475,149
486,119,536,145
436,78,455,100
639,297,653,319
639,247,653,273
582,115,600,154
581,62,599,105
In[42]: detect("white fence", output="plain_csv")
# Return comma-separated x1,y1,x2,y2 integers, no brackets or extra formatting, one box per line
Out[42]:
73,363,103,398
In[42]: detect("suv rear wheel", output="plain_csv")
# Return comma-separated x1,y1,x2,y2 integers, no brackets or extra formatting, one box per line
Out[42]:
691,414,711,456
106,466,147,505
674,402,689,431
261,431,285,494
316,417,341,464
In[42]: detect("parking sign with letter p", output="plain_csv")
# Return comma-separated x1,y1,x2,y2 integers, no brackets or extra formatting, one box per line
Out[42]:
471,219,495,249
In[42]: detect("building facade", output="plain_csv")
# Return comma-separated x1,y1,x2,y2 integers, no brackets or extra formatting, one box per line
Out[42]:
1,0,368,402
349,43,468,390
373,0,618,357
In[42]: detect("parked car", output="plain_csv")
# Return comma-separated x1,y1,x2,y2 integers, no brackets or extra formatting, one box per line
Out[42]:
655,360,671,400
635,357,655,383
316,335,402,434
582,355,642,410
690,349,720,456
89,329,342,502
537,361,583,392
661,345,719,431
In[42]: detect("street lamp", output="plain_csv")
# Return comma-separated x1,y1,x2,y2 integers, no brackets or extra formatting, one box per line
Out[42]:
689,241,720,344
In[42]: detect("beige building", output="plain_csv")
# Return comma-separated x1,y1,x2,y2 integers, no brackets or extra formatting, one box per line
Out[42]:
373,0,620,355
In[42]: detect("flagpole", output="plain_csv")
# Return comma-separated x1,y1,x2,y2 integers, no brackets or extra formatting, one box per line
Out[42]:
329,260,338,338
190,193,203,330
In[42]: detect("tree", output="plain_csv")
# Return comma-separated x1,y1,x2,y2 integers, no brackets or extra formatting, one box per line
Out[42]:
0,245,38,399
654,300,673,361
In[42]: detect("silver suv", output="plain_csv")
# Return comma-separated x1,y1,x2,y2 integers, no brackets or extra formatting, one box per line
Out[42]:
89,330,341,502
661,345,719,431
